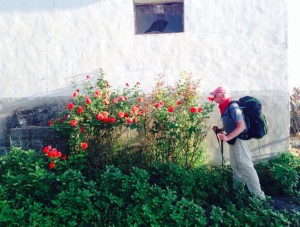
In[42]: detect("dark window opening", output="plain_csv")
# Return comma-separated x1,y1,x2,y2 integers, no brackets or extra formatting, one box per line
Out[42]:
135,2,184,34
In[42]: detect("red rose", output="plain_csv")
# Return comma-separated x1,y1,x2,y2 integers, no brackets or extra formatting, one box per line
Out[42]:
208,97,215,101
70,119,77,127
62,155,67,160
86,75,90,79
118,111,124,118
86,98,92,105
103,99,110,105
131,106,140,115
103,118,109,123
77,107,84,115
190,107,197,113
95,89,102,98
81,142,88,149
80,127,85,133
198,107,203,113
138,97,144,102
49,162,55,169
51,148,57,156
168,106,174,112
133,117,138,123
126,118,133,124
48,121,54,126
67,103,74,110
102,111,109,118
96,114,104,121
43,146,51,154
119,96,126,101
177,101,181,105
109,116,116,123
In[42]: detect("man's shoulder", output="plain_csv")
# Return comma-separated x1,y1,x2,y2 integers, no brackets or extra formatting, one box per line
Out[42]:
228,101,240,110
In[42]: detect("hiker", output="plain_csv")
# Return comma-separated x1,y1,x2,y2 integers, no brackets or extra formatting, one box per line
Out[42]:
210,86,265,200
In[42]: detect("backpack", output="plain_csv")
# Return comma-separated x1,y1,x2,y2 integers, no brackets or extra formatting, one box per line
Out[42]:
229,96,268,140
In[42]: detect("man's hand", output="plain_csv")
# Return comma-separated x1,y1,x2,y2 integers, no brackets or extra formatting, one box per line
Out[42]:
212,126,222,134
217,133,229,141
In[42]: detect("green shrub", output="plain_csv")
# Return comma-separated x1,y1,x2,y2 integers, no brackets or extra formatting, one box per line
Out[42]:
256,153,300,196
147,162,195,198
209,197,300,226
49,169,101,226
191,166,233,207
1,148,299,226
0,147,56,204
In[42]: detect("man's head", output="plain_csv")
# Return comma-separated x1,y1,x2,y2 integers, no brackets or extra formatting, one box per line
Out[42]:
210,86,230,104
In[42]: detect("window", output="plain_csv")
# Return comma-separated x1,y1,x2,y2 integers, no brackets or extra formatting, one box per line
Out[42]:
134,0,184,34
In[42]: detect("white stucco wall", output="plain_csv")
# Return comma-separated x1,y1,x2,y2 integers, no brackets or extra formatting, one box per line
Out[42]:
0,0,289,165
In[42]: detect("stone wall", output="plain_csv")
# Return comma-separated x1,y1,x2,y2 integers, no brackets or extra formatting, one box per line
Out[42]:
0,97,69,155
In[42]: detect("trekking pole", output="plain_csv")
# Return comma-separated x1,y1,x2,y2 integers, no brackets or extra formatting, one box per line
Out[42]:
214,127,225,188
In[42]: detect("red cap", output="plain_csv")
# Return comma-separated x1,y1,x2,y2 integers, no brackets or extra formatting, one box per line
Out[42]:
210,86,229,96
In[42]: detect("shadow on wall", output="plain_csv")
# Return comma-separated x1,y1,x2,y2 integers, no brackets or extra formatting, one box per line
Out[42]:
0,0,103,11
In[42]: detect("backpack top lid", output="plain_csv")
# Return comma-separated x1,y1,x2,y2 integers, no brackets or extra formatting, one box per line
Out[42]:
230,96,268,140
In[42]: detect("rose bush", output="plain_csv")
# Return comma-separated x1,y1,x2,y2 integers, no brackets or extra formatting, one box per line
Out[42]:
47,70,214,170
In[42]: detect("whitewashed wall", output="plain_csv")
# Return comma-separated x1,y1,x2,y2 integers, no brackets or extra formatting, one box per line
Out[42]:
0,0,289,165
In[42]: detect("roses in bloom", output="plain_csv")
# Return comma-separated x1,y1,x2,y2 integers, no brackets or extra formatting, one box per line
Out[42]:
49,162,55,169
168,106,175,112
118,111,124,118
81,142,88,149
138,97,144,102
86,98,92,105
48,120,54,126
109,116,116,123
43,146,65,170
207,97,215,101
190,107,197,113
95,89,102,98
126,118,133,124
77,107,84,115
70,119,77,127
96,114,104,121
190,106,203,113
103,99,109,105
119,96,126,101
67,103,74,110
155,101,164,108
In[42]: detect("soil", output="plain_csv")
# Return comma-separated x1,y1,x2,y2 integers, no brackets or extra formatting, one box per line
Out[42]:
269,195,300,212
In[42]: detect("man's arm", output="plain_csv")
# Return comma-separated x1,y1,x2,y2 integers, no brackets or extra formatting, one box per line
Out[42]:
217,120,245,142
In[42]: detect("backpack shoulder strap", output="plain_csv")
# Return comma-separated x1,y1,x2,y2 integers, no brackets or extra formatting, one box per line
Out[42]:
227,100,239,118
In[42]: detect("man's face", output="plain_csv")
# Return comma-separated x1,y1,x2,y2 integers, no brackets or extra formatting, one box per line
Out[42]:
213,93,225,104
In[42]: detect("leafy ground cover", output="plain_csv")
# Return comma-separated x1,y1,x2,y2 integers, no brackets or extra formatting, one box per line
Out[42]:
0,148,299,226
